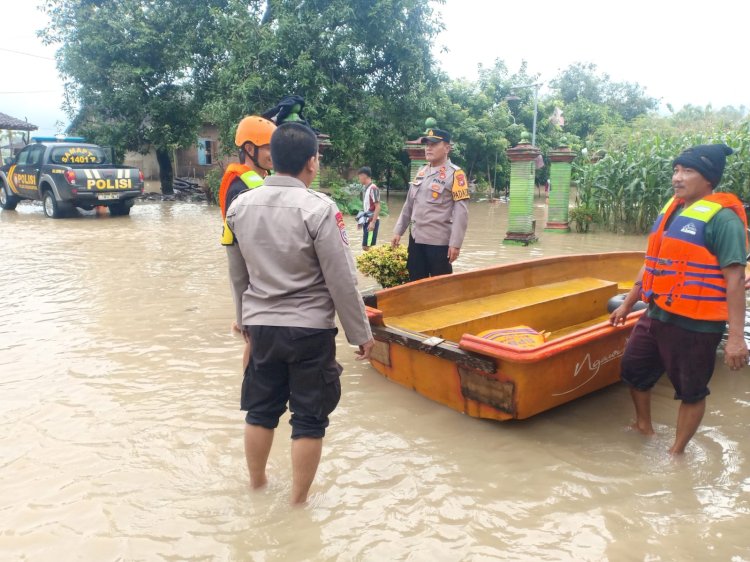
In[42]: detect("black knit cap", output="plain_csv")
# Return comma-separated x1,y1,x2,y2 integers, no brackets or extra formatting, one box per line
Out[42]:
672,143,734,187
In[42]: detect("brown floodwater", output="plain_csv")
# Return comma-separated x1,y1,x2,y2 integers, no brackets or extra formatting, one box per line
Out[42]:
1,195,749,561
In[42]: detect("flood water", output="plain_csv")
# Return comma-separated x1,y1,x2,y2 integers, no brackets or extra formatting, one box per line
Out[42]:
1,195,749,561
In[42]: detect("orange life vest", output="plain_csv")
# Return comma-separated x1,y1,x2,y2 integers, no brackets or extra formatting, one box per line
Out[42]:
218,164,265,246
218,163,264,218
641,193,748,321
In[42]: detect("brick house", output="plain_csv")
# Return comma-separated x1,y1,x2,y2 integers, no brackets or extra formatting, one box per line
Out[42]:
124,123,238,180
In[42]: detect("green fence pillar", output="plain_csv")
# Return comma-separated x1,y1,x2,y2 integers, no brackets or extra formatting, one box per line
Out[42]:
310,173,321,191
404,141,427,181
309,135,331,191
504,140,541,245
545,144,576,232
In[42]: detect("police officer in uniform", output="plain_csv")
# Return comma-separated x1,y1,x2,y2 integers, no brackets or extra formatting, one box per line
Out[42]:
225,122,374,505
391,127,470,281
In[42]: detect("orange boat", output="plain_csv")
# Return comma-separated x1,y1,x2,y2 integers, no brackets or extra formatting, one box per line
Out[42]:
363,252,646,421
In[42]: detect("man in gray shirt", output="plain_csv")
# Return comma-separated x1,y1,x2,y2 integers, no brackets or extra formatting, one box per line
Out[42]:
226,122,374,505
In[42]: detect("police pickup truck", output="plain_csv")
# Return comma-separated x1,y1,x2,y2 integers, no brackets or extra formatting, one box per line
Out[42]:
0,136,144,218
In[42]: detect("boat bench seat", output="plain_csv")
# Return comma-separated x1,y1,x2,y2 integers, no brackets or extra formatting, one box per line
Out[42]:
386,277,619,342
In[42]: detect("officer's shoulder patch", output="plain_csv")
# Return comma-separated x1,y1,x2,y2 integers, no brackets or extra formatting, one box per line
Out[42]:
335,210,349,245
452,170,469,202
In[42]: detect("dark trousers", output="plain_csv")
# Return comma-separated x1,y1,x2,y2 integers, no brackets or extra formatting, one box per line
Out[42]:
241,326,342,439
406,234,452,281
620,315,721,403
362,218,380,247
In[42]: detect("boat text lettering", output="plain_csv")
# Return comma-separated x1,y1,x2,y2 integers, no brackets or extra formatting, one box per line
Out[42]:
574,348,623,379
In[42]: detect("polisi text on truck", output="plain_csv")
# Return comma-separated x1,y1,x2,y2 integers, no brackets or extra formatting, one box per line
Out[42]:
87,178,132,190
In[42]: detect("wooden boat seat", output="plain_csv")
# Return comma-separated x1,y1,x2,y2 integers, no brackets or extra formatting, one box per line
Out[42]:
386,277,619,342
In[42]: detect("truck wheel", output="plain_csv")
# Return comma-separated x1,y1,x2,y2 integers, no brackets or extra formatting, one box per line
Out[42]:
109,199,134,216
109,201,132,216
0,183,18,210
43,190,67,218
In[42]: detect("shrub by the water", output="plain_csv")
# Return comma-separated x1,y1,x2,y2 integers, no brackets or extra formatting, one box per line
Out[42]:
205,167,223,205
329,180,365,215
568,205,603,233
356,244,409,288
329,179,389,217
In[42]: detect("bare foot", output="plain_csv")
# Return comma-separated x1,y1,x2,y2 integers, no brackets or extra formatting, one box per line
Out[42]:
249,475,268,490
628,422,655,436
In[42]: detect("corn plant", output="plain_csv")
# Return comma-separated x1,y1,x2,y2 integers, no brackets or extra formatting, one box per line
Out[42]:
573,122,750,233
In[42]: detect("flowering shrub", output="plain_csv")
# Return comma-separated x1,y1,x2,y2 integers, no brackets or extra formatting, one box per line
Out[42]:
568,205,602,233
356,244,409,288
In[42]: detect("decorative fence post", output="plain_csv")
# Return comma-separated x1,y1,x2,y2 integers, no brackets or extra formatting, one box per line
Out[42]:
404,139,427,181
504,135,540,245
545,142,576,232
310,134,332,191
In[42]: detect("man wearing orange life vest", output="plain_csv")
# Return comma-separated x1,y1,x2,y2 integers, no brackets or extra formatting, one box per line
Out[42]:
610,144,749,455
220,115,276,369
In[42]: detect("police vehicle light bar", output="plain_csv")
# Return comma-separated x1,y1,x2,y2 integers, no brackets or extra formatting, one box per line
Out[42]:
31,135,87,143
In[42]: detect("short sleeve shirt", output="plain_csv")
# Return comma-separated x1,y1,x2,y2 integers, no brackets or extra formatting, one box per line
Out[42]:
648,207,747,333
366,184,380,212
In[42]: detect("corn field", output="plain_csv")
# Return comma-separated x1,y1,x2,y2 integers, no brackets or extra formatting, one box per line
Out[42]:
573,121,750,234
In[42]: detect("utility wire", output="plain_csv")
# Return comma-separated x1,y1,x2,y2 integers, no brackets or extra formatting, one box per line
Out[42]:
0,47,55,61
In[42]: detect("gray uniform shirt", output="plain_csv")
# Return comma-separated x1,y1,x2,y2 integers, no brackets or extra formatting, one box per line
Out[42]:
393,159,469,247
225,174,372,346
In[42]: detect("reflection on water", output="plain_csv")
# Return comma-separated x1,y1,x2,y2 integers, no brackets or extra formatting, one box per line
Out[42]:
1,197,749,561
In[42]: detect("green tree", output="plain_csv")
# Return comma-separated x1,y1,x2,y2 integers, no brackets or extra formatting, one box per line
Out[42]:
551,62,658,140
206,0,443,188
425,60,548,192
41,0,230,194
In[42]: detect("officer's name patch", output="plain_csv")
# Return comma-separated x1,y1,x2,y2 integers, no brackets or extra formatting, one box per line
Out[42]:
335,211,349,245
452,171,470,201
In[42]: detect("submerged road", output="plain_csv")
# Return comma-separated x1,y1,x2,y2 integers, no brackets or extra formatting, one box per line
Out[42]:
1,197,749,561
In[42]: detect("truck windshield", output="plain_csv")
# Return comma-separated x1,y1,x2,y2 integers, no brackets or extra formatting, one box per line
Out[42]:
50,146,108,165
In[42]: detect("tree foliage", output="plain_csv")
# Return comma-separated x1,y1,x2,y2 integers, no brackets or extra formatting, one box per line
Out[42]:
41,0,231,193
550,62,658,139
44,0,747,217
206,0,443,187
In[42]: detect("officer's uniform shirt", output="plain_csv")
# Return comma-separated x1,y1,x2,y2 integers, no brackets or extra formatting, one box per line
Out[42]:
225,174,372,346
393,159,469,247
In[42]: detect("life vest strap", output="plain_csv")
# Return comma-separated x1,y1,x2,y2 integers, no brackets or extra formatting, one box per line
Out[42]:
682,280,727,293
685,261,722,270
675,294,727,302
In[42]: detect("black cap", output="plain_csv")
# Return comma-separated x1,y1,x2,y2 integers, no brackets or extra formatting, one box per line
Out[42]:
672,143,734,188
421,128,451,144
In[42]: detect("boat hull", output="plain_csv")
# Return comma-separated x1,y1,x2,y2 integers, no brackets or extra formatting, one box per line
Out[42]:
365,252,645,421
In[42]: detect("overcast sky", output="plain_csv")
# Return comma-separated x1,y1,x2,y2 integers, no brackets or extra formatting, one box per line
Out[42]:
1,0,748,136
